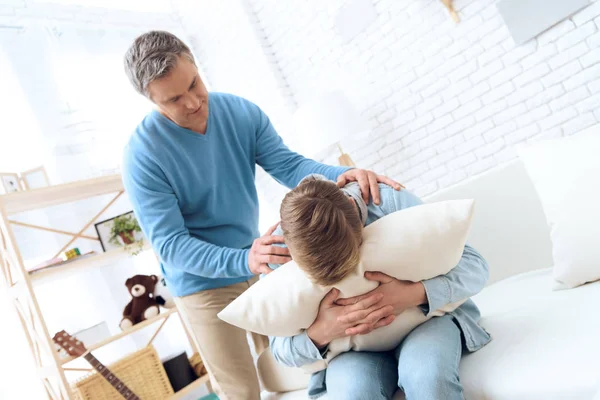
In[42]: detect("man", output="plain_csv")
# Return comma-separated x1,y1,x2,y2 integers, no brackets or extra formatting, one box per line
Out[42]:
121,30,401,400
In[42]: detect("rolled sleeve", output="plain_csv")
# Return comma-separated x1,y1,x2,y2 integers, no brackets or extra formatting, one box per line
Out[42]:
269,332,324,368
418,244,489,317
420,276,453,317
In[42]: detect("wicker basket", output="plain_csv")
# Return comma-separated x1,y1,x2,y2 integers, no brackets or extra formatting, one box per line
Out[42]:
72,346,174,400
189,353,208,378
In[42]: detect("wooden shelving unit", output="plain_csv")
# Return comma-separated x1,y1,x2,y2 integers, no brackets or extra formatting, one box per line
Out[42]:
1,174,123,215
59,309,179,365
0,175,210,400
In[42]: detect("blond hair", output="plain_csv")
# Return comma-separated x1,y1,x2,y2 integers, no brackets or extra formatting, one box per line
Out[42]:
280,178,363,285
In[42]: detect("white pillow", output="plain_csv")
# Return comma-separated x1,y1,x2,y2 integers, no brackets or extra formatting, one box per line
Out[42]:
219,199,474,371
519,129,600,290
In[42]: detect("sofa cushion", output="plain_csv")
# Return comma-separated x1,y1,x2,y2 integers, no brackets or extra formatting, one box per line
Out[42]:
518,130,600,289
461,267,600,399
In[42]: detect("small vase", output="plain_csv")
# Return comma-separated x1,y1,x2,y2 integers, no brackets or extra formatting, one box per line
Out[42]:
119,231,135,245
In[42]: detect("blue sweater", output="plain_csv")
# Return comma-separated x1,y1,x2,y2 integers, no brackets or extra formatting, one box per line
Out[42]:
122,93,349,296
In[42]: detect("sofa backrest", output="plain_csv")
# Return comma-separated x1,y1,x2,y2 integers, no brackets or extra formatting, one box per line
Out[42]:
424,159,553,286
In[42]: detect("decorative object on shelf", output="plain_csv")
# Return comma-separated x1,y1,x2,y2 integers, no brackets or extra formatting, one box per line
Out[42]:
0,172,22,194
189,353,208,378
61,247,81,261
154,274,176,309
441,0,460,23
52,330,141,400
109,214,140,246
120,274,162,331
70,345,174,400
21,165,50,190
95,211,144,255
292,90,371,167
162,352,198,392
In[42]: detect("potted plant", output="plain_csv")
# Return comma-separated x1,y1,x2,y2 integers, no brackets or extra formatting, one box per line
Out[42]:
109,214,144,255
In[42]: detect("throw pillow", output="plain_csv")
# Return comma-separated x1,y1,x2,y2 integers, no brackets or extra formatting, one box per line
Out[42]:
518,129,600,289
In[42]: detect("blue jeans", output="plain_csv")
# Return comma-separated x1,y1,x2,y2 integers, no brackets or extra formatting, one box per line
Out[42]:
325,315,464,400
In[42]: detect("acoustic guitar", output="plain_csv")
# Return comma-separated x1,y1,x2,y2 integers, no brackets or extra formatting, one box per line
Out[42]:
52,330,141,400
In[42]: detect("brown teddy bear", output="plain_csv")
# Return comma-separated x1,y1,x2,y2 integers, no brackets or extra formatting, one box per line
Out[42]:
120,274,163,330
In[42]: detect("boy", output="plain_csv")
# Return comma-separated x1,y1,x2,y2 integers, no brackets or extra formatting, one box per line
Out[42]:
269,175,491,399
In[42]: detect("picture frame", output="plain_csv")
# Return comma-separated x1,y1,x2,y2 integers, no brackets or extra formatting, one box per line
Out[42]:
21,166,50,190
94,211,143,252
0,172,22,194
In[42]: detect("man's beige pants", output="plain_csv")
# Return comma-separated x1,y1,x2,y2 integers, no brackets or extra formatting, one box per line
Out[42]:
174,277,269,400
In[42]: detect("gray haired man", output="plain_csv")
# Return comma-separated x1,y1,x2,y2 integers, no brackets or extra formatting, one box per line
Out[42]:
121,30,401,399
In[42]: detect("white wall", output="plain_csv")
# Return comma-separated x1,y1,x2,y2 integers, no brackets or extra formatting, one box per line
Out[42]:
0,0,181,183
182,0,600,218
246,0,600,197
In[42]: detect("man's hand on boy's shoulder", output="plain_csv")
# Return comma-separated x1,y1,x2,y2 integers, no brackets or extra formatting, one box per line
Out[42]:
336,169,404,205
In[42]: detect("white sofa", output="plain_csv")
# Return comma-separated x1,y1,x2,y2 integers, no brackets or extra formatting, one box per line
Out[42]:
260,158,600,399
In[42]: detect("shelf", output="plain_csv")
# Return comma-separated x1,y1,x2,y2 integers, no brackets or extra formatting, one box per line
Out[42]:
29,242,152,284
0,174,123,215
60,308,179,365
170,375,211,400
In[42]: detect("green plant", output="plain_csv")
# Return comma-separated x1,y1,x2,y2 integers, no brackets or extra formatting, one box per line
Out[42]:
109,214,144,255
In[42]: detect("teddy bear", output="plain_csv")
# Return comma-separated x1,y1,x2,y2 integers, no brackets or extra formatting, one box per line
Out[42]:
120,274,163,330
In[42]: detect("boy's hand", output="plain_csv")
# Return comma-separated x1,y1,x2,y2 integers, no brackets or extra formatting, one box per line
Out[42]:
336,272,428,323
307,288,395,349
336,169,404,205
248,222,291,275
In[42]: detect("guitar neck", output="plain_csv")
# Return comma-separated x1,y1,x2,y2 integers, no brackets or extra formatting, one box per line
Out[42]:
83,353,140,400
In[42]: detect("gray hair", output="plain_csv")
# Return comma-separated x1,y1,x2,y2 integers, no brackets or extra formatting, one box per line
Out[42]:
124,31,195,97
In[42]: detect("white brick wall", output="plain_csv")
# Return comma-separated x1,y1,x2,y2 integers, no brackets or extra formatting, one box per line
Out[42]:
232,0,600,204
